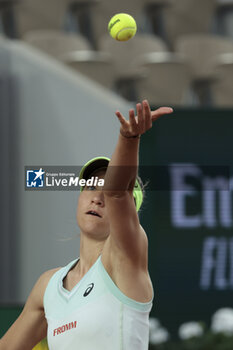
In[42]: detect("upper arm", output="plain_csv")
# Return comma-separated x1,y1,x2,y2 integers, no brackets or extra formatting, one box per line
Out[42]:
0,268,60,350
103,191,148,268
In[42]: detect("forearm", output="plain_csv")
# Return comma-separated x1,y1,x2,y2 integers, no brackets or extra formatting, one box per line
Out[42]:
104,133,140,194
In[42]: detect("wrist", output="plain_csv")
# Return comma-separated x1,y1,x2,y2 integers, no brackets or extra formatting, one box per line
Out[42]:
120,131,141,139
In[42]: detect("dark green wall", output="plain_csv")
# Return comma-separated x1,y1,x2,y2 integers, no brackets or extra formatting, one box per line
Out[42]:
139,108,233,337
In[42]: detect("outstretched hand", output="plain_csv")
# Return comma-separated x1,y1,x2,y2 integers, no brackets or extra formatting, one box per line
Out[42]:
115,100,173,138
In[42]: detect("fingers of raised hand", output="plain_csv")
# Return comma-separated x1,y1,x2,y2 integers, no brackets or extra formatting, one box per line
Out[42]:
135,100,153,133
129,109,138,134
116,110,136,137
116,100,153,136
151,107,173,122
116,102,173,137
115,110,128,126
142,100,153,131
136,103,144,133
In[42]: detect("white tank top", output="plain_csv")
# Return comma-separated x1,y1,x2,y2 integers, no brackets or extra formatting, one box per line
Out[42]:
43,255,153,350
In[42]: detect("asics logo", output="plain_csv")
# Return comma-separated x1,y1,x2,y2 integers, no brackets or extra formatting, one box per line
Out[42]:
83,283,94,297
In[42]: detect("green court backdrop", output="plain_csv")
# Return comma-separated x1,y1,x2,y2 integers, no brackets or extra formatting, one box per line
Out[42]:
139,108,233,338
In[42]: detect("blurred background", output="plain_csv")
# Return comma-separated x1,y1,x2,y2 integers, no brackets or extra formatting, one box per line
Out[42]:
0,0,233,348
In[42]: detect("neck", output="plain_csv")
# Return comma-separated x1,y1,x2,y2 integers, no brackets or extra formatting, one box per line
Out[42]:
77,233,105,276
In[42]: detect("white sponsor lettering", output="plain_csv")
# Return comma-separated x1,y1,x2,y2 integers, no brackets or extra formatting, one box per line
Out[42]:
170,164,232,228
200,237,233,290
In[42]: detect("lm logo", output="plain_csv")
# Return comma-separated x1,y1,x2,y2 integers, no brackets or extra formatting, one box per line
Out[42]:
26,168,45,188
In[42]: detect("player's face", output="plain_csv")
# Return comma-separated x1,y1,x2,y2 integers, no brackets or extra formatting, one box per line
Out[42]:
77,170,110,241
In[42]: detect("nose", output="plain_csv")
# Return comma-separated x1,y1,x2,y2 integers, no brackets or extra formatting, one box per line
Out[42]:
91,192,104,207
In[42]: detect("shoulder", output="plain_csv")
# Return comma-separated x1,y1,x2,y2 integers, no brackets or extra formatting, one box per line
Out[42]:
39,267,62,294
40,267,62,282
39,267,62,289
27,267,62,311
40,259,79,296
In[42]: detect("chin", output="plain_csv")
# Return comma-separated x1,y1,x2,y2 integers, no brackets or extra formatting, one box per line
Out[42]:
79,222,109,241
85,230,109,242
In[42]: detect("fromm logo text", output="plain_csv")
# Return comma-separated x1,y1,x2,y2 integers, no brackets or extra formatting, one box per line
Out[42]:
53,321,77,336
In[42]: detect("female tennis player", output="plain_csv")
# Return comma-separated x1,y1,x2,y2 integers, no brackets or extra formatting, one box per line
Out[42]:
0,100,173,350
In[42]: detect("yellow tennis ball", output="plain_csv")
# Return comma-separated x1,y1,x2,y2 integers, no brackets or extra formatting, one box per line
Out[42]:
108,13,137,41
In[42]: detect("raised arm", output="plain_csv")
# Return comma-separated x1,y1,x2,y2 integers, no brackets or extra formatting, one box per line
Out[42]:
102,100,173,265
